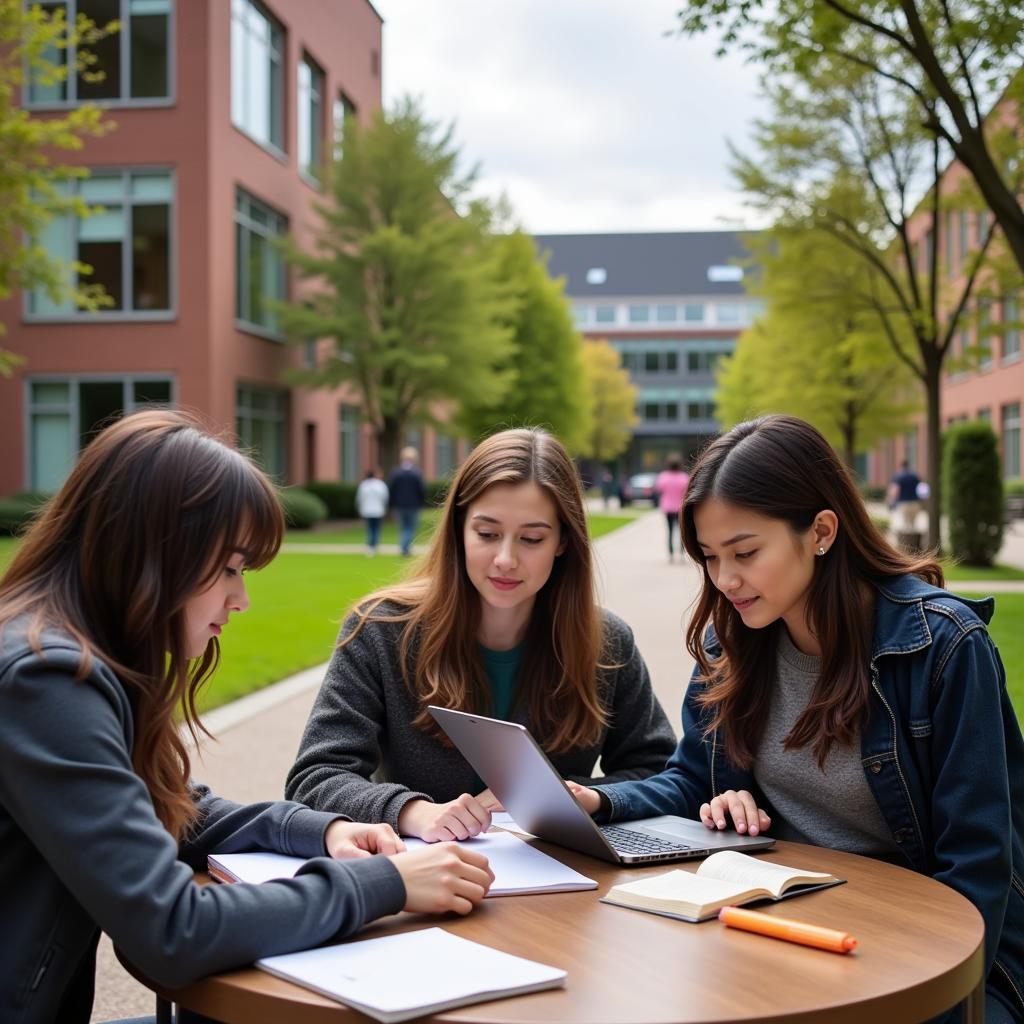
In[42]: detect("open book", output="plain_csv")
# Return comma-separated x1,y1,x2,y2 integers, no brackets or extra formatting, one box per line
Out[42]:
256,927,566,1023
601,850,843,922
208,830,596,896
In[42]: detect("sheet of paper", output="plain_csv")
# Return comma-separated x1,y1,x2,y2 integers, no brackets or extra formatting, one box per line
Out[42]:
256,927,566,1023
490,811,535,836
403,830,596,895
208,850,304,884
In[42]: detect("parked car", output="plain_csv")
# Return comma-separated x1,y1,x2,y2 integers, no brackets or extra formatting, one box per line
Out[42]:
621,472,658,506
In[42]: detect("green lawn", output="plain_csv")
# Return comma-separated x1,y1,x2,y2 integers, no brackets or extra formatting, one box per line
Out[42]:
942,561,1024,581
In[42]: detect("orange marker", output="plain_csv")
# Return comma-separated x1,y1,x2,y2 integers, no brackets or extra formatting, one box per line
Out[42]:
718,906,858,954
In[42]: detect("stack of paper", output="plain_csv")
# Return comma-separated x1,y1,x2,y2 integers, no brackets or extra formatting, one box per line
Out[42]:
257,927,565,1022
209,829,597,896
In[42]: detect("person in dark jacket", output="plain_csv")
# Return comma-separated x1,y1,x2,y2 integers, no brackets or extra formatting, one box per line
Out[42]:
570,415,1023,1024
0,410,491,1024
388,446,426,555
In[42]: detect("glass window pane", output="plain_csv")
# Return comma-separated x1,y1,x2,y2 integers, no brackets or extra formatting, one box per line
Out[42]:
683,303,704,322
32,381,71,404
130,172,172,202
131,204,170,310
130,0,170,13
130,12,169,98
248,231,267,324
27,4,69,104
231,0,246,128
235,220,246,319
594,306,615,323
297,61,311,170
81,175,125,203
78,380,126,447
78,0,122,100
644,352,659,372
79,239,124,308
655,304,676,322
31,412,74,492
628,305,649,322
133,379,171,405
29,213,75,314
79,206,124,241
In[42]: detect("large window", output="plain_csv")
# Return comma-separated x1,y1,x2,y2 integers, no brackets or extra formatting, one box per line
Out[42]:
339,403,360,483
237,385,287,479
26,0,172,106
28,169,173,317
1004,295,1021,362
26,375,173,491
1003,403,1021,479
435,433,457,478
298,55,324,182
235,188,287,335
231,0,284,152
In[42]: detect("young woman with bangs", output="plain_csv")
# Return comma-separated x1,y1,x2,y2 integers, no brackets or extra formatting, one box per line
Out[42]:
0,410,492,1024
286,427,676,843
569,414,1024,1024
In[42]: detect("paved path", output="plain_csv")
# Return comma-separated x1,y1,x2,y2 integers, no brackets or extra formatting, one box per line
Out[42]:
91,510,701,1022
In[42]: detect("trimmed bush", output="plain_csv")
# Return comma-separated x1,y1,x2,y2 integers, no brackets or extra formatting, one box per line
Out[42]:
426,478,450,507
860,484,887,502
0,492,49,536
943,422,1004,566
278,486,328,530
305,481,358,519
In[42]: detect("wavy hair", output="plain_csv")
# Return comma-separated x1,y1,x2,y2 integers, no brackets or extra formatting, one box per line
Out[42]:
682,415,942,769
0,410,283,840
346,428,606,750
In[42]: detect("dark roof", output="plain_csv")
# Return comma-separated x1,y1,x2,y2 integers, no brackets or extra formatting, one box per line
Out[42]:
532,231,758,298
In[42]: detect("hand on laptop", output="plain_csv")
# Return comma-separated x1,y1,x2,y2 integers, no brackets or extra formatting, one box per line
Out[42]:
700,789,771,836
397,794,492,841
564,781,601,816
389,843,494,915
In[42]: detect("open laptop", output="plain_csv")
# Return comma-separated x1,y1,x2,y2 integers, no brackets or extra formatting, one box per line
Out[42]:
429,706,775,865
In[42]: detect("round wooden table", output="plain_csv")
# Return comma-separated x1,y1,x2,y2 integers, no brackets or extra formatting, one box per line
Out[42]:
125,839,985,1024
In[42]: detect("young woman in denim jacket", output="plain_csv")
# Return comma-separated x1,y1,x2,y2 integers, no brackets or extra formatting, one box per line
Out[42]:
570,415,1024,1023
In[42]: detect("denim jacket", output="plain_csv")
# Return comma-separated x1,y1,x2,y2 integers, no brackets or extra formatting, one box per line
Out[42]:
597,575,1024,1019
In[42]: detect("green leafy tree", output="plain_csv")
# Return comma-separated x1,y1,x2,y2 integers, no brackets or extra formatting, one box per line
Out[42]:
579,340,638,463
274,98,514,472
460,231,590,451
728,60,998,547
676,1,1024,276
717,229,918,466
943,421,1004,565
0,0,114,372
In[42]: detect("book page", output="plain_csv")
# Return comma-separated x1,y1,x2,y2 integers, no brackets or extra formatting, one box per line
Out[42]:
697,851,835,898
208,851,305,884
611,868,760,909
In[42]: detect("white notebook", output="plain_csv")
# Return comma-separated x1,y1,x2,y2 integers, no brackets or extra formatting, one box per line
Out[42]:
209,829,597,896
256,927,566,1023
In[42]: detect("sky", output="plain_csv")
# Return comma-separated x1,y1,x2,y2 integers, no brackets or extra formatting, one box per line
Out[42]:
369,1,770,235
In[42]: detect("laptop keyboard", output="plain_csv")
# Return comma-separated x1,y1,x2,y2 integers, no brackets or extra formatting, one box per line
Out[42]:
599,824,692,858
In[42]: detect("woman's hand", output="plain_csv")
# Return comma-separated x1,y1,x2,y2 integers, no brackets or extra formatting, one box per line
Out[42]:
397,794,492,841
699,790,771,836
325,820,406,859
389,843,494,915
474,788,505,812
565,780,602,816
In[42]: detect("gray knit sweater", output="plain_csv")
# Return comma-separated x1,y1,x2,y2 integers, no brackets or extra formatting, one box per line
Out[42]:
286,607,676,829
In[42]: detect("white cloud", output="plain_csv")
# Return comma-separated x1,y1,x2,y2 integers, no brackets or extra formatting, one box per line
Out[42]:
371,0,770,233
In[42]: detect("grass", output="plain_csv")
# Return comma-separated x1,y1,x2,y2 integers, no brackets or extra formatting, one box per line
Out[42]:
980,593,1024,714
942,561,1024,581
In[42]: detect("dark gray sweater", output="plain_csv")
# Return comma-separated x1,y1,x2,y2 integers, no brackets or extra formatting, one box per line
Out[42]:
0,622,406,1024
286,607,676,828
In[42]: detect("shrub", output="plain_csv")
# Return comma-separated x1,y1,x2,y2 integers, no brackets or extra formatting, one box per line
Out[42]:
1004,478,1024,498
0,492,50,536
860,484,887,502
305,481,358,519
943,422,1004,566
278,487,328,530
426,478,450,507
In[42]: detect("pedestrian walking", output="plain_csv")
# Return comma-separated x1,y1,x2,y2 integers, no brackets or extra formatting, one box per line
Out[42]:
356,468,389,555
0,410,492,1024
655,455,689,561
388,446,426,556
887,460,924,552
570,415,1024,1024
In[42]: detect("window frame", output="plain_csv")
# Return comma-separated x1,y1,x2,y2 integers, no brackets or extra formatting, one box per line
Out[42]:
23,0,176,110
23,166,177,322
298,51,325,187
234,186,289,340
230,0,286,158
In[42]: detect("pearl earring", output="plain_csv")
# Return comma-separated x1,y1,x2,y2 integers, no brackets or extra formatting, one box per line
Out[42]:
818,546,826,556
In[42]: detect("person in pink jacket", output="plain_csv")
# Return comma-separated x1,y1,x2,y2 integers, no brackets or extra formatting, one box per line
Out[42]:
656,455,690,562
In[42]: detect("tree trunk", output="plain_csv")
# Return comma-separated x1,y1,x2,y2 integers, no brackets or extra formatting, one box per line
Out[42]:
923,363,942,552
376,418,404,477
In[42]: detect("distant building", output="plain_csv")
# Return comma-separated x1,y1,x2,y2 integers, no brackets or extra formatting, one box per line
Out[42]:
0,0,460,497
533,231,762,471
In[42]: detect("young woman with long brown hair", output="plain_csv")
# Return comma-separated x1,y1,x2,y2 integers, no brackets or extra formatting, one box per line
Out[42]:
286,427,676,842
569,415,1024,1023
0,410,491,1024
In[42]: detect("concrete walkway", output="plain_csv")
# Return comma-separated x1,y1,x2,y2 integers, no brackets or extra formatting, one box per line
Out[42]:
90,508,1020,1021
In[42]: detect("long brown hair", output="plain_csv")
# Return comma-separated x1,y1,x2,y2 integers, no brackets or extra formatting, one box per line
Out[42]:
347,428,606,750
682,415,942,769
0,410,283,840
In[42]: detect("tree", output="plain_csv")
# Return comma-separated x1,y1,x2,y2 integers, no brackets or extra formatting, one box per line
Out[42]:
0,0,114,371
676,1,1024,277
728,61,999,547
717,229,918,466
579,340,638,463
275,98,514,472
459,231,590,451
